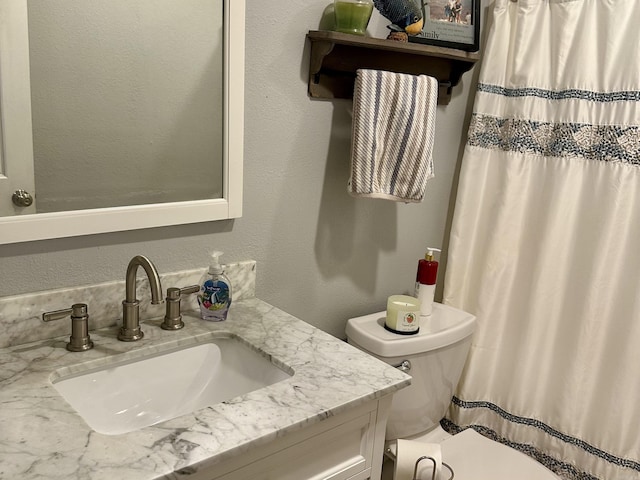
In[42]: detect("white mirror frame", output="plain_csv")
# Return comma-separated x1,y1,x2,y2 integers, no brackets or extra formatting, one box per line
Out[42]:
0,0,244,245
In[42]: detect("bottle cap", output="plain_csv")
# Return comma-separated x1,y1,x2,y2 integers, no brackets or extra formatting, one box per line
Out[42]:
425,247,441,261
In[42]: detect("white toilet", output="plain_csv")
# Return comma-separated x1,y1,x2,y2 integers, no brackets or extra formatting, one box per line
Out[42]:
346,303,560,480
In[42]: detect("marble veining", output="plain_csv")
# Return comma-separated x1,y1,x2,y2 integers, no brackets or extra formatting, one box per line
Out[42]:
0,260,256,349
0,296,410,479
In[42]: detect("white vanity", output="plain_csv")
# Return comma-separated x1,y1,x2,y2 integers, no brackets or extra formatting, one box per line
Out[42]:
0,263,410,480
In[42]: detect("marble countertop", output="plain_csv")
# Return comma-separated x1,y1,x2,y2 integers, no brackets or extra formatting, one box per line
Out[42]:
0,297,410,480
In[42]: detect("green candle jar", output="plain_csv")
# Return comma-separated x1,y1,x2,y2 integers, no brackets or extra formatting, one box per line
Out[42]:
334,0,374,36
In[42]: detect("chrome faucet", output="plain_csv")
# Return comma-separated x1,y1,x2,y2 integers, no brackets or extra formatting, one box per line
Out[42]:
118,255,163,341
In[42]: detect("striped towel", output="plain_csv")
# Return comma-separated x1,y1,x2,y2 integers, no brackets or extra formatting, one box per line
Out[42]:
348,69,438,202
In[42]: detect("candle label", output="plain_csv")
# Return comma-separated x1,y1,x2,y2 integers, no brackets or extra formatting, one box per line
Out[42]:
385,295,420,334
395,310,419,332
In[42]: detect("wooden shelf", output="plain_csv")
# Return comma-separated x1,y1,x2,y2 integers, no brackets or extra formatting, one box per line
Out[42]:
306,30,480,105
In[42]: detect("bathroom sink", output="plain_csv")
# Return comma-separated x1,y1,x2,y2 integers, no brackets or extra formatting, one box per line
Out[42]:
51,335,292,435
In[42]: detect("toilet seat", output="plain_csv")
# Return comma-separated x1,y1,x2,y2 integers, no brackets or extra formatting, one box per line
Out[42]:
388,429,560,480
441,429,560,479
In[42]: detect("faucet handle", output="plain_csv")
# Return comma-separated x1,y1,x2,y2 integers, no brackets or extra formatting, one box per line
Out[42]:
43,303,94,352
161,285,200,330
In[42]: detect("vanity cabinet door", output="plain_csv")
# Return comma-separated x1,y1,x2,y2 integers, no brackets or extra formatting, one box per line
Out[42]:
215,412,375,480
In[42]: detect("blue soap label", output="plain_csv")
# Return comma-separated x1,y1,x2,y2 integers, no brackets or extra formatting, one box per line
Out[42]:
199,279,230,311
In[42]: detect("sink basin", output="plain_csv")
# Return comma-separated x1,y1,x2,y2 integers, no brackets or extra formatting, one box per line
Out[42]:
51,335,292,435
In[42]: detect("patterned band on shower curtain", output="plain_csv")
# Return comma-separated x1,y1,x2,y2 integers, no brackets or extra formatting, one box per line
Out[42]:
442,1,640,479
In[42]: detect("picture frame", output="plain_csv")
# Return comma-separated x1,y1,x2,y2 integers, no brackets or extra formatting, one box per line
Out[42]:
408,0,480,52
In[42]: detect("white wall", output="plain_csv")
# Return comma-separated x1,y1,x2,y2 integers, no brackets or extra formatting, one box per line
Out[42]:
0,0,483,340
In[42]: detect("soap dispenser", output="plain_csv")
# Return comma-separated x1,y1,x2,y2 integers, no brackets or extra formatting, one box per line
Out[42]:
415,247,441,318
197,251,232,321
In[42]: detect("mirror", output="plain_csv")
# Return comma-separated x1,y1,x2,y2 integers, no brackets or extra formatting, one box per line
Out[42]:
0,0,244,244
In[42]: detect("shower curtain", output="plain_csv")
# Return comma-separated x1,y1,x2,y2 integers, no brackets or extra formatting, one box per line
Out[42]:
442,1,640,479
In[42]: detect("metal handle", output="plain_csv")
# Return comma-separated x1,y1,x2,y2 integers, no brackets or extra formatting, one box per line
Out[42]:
12,189,33,207
412,456,455,480
166,285,200,300
162,285,200,330
43,303,93,352
393,360,412,373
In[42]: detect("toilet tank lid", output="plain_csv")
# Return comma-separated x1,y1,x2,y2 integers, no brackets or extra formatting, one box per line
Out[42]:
345,303,476,358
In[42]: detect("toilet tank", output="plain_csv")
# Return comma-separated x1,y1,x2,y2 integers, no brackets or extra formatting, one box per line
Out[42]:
346,303,476,440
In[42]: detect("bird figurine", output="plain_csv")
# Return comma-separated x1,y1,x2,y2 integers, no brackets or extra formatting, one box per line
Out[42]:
372,0,424,41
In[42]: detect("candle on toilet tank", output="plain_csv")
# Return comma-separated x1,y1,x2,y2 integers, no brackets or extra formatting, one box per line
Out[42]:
385,295,421,335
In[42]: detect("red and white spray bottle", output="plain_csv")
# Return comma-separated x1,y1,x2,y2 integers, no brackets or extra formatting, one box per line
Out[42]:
415,247,441,318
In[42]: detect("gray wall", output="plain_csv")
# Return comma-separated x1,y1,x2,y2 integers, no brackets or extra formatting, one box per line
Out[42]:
0,0,481,340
